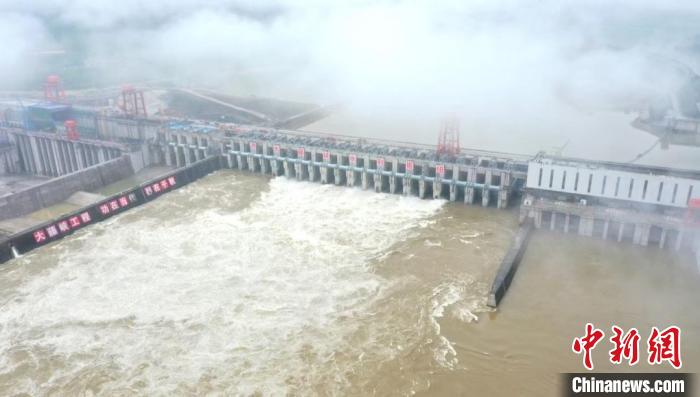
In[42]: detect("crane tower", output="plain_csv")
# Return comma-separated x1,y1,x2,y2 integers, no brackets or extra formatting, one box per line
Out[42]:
437,114,460,157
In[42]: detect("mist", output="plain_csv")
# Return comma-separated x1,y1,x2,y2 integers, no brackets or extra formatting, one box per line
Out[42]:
2,0,700,157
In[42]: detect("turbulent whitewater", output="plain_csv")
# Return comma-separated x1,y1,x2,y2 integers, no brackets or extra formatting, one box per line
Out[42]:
0,172,467,395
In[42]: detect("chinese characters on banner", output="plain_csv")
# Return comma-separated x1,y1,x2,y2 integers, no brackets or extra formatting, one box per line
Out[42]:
98,192,139,216
143,176,177,198
32,211,93,244
32,176,179,245
572,323,682,370
322,151,330,162
405,160,414,173
349,154,357,166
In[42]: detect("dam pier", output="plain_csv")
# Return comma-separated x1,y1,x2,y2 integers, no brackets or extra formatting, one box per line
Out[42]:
1,87,699,307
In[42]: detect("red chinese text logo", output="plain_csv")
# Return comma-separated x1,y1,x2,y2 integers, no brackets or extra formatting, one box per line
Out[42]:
609,326,640,366
572,324,682,370
648,326,682,369
572,323,605,370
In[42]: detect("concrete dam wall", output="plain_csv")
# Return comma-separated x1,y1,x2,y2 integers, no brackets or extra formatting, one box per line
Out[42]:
0,155,135,221
0,155,223,263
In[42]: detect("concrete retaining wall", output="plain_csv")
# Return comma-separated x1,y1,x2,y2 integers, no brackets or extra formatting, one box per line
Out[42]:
0,155,223,264
487,221,534,307
0,155,135,221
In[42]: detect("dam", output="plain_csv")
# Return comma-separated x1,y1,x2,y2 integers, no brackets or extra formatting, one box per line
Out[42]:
1,89,700,309
0,87,699,396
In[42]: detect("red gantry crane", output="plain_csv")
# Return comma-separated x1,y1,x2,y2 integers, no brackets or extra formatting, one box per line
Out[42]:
437,113,460,157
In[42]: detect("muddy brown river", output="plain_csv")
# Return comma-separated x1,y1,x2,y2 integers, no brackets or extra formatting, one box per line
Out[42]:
0,169,698,396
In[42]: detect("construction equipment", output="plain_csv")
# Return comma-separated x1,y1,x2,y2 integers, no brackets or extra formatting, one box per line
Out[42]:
437,113,460,157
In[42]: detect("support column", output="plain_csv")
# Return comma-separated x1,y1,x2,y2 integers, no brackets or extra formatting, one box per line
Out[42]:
15,136,28,173
602,220,609,240
534,209,543,228
346,169,354,187
83,144,91,167
482,170,492,207
308,160,316,181
260,153,270,175
361,170,368,189
165,145,173,167
550,212,556,231
247,155,256,173
465,168,476,204
294,159,303,181
48,140,59,175
53,140,66,175
67,142,78,172
91,146,99,167
433,180,442,199
497,171,511,209
389,160,397,193
193,138,202,161
579,217,594,237
633,224,644,245
29,137,45,176
97,146,106,164
334,167,342,186
268,147,277,174
62,142,73,173
54,140,71,174
450,165,459,201
403,175,411,196
43,139,57,176
18,136,34,174
177,147,185,167
675,230,684,251
373,172,381,193
481,184,491,207
617,223,625,243
54,141,65,174
321,166,329,184
564,213,570,233
639,224,650,246
237,154,244,170
418,179,426,198
659,229,667,249
283,159,291,178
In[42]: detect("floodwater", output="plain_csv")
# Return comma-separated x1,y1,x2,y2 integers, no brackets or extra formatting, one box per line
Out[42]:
302,105,700,170
1,170,699,396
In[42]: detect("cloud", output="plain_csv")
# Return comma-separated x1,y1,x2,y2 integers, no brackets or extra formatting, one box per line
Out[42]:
1,0,699,114
0,12,51,89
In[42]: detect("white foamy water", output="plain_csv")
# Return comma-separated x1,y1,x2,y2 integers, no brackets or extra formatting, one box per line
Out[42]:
0,176,445,395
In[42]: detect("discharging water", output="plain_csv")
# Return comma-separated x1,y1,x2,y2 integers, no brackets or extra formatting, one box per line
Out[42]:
0,170,699,396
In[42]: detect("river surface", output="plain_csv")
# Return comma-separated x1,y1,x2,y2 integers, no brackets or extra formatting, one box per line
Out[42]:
302,105,700,170
0,170,699,396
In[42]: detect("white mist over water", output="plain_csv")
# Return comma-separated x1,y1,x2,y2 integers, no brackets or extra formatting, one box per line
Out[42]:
0,175,448,395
